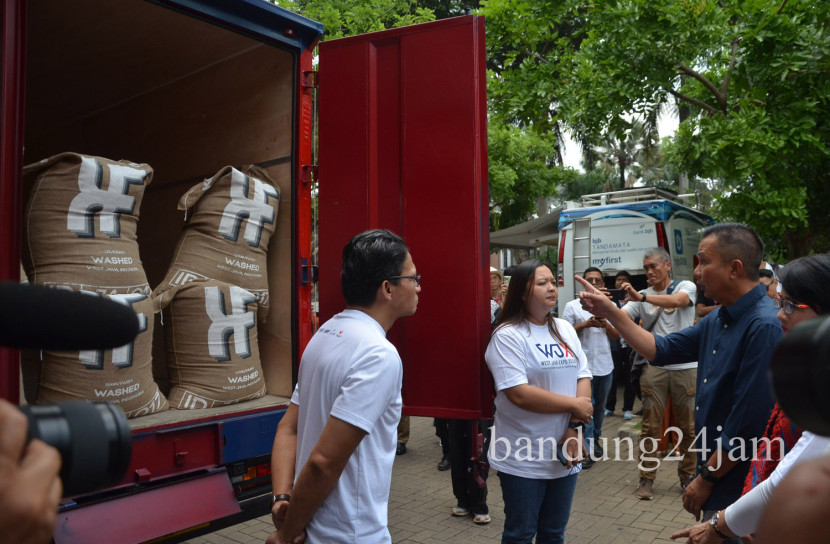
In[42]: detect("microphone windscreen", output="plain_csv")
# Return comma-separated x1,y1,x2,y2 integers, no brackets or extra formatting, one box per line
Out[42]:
0,283,140,351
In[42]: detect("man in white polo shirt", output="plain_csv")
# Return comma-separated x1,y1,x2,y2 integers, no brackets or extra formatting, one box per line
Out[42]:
267,229,421,544
562,266,619,469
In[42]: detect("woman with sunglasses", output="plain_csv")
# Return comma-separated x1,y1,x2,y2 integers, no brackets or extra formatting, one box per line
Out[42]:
485,259,593,544
672,253,830,543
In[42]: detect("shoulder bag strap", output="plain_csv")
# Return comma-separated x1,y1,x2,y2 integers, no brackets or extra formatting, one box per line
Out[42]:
642,280,681,330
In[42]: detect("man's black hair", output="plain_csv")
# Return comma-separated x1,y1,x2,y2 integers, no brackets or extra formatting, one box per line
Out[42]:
583,266,603,278
341,229,409,307
615,270,632,280
701,223,765,281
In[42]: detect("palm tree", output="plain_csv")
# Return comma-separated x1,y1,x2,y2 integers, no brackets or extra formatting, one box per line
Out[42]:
585,120,659,190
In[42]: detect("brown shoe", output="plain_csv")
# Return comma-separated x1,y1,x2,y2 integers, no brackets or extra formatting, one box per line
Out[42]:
636,478,654,500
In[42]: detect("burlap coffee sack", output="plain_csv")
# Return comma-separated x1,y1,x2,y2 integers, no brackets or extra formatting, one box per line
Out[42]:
22,153,153,296
162,280,266,409
36,291,168,418
153,165,279,322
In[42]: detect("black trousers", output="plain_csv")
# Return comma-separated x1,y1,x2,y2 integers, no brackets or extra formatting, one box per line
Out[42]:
434,418,450,457
447,418,491,515
606,346,639,412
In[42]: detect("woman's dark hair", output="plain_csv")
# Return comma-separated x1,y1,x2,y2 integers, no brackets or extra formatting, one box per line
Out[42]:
494,259,573,354
341,229,409,307
778,254,830,315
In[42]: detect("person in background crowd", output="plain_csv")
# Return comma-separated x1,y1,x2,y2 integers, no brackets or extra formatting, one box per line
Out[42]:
396,416,409,456
693,260,719,320
434,419,451,470
490,267,506,308
605,270,636,420
447,418,492,525
575,223,781,544
485,259,592,544
758,269,777,299
0,398,62,544
562,267,619,469
617,248,698,500
671,253,830,543
695,289,719,319
443,264,499,524
268,229,420,544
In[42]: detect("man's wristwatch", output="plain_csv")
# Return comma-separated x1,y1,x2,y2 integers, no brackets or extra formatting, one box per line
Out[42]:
567,421,585,430
641,292,647,303
699,464,719,484
709,511,729,539
272,493,291,505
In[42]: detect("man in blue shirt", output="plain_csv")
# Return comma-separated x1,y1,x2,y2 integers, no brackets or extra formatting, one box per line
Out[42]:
575,223,781,540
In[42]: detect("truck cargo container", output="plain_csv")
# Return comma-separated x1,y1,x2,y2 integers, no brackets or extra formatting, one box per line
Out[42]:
0,1,491,541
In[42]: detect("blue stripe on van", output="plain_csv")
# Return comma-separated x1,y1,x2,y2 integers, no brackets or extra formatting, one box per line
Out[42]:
557,200,715,229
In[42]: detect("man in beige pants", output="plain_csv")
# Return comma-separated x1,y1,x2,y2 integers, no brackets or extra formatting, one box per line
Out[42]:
618,248,698,500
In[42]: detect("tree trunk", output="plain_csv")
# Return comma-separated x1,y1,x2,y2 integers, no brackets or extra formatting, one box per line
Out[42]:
678,172,689,193
787,229,817,259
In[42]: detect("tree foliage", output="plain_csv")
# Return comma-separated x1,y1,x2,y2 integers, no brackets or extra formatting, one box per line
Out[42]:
488,123,573,230
271,0,435,39
481,0,830,259
586,120,660,190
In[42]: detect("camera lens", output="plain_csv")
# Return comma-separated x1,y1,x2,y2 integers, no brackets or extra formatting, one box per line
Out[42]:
20,402,132,497
769,315,830,437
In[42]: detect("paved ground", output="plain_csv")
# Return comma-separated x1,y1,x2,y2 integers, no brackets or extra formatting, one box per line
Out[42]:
184,392,700,544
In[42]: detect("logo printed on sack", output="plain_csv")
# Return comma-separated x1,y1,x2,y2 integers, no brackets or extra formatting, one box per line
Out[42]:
169,269,210,287
204,285,256,362
67,157,147,238
218,169,278,247
81,293,148,371
178,391,209,410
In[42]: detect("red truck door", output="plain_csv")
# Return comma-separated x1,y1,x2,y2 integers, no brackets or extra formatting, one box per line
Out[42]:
0,0,26,401
317,16,492,419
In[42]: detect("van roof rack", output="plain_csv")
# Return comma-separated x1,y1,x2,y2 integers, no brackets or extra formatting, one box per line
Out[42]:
579,187,680,207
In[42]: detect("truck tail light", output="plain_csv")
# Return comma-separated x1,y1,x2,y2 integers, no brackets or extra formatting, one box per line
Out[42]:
241,461,271,481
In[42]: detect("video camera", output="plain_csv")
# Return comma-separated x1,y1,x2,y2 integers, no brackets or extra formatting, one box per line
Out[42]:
21,402,132,497
769,314,830,437
1,282,139,497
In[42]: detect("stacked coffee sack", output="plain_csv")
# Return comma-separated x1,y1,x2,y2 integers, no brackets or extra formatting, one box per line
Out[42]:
154,165,278,409
22,152,168,418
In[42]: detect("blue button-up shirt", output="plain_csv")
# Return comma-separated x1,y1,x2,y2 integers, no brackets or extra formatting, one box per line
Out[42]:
653,283,782,510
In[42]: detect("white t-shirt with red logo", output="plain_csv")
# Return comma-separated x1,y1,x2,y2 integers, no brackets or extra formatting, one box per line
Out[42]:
485,319,591,479
291,309,402,543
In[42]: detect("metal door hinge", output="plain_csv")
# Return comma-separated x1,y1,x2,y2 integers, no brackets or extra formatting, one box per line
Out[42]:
302,70,318,89
300,258,318,286
301,164,318,185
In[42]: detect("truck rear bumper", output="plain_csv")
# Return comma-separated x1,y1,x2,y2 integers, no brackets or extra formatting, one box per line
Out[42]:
54,470,240,544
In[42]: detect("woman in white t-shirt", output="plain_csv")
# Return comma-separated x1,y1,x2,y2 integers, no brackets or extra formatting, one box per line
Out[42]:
485,259,594,544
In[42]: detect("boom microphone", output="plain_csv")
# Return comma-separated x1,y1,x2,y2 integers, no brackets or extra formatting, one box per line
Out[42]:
0,282,140,350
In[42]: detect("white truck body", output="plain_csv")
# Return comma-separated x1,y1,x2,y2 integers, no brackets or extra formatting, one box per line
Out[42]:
556,189,715,316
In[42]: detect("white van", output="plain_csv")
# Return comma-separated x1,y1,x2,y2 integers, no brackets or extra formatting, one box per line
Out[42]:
556,188,715,316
